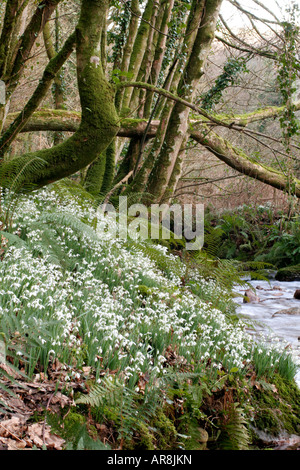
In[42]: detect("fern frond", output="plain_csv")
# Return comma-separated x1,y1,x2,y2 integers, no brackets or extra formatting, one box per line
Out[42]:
0,155,48,193
202,226,224,258
0,231,28,249
50,179,95,206
128,240,183,279
76,376,163,445
218,403,251,450
39,212,99,242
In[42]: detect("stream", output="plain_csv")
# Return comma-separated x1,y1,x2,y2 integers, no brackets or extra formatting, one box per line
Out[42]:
233,278,300,388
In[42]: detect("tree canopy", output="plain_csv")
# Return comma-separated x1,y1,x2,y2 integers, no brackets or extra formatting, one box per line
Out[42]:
0,0,300,202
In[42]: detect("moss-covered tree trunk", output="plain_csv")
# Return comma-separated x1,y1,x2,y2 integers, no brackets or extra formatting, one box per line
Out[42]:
0,0,119,189
125,0,207,199
0,31,76,158
1,0,299,201
0,0,63,133
143,0,175,118
43,8,66,144
146,0,223,203
4,107,300,197
119,0,154,115
192,124,300,197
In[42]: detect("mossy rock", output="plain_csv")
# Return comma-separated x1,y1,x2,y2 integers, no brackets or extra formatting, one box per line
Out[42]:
275,264,300,282
126,409,178,450
242,261,276,272
137,285,153,297
250,269,277,281
152,409,178,449
251,375,300,438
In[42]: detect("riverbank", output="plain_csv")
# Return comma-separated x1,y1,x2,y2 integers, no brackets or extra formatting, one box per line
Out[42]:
0,186,299,450
233,279,300,387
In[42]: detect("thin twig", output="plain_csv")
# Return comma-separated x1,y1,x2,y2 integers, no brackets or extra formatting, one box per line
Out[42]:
42,392,55,446
0,422,24,443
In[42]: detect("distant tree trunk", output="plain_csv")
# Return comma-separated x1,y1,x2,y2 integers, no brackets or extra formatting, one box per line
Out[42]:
0,31,76,158
43,7,66,144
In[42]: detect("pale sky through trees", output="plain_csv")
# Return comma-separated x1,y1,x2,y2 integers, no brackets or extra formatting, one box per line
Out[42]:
221,0,300,27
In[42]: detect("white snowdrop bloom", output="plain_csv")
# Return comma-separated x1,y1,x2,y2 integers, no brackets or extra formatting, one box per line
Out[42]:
118,353,127,360
0,187,296,385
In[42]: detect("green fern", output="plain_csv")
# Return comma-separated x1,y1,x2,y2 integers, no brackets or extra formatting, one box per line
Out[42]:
46,409,111,450
186,222,272,291
50,179,95,206
217,403,251,450
127,239,184,279
73,433,110,450
39,212,98,240
76,376,162,445
0,155,48,193
0,231,27,249
202,225,224,258
0,156,49,231
0,205,103,271
189,253,249,290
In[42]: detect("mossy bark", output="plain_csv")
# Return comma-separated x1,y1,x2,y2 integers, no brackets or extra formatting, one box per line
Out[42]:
5,105,300,198
100,140,117,195
0,0,19,79
143,0,175,118
113,136,141,186
5,0,63,94
119,0,154,114
83,152,106,197
120,0,141,74
146,0,223,203
2,112,158,136
130,0,160,115
84,140,116,198
114,0,141,112
129,101,175,195
0,0,63,135
7,100,299,135
0,0,119,189
128,0,207,199
0,31,76,158
43,10,66,144
3,109,82,133
192,124,300,197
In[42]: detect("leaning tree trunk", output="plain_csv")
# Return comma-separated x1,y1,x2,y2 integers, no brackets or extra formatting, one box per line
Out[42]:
0,0,63,134
1,0,299,200
0,0,119,190
5,107,300,197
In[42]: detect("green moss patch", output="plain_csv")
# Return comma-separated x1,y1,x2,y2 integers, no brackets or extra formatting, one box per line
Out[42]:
250,375,300,438
275,264,300,281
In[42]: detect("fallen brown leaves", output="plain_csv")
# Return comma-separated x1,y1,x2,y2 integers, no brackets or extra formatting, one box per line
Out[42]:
0,377,75,450
0,357,94,450
0,234,8,261
0,417,65,450
164,344,188,369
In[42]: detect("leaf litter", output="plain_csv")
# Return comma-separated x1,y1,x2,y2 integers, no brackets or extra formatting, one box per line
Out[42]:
0,357,93,450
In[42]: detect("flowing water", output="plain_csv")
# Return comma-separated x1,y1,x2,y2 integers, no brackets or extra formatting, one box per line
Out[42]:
233,278,300,388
